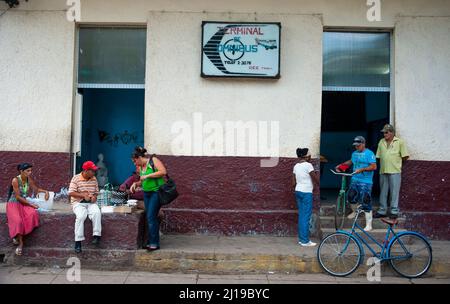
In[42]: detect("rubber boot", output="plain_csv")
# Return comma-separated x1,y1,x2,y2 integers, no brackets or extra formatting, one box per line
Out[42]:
364,211,373,232
347,204,357,219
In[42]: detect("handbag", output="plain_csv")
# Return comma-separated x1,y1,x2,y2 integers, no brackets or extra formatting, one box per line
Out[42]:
149,156,179,206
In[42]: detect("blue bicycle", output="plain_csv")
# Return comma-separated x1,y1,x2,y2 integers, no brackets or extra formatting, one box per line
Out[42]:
317,206,432,278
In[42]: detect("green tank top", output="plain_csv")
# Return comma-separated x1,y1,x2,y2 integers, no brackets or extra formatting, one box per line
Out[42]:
8,175,29,202
140,160,165,192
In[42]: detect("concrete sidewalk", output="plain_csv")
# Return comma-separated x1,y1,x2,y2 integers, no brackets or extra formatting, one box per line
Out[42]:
134,234,450,276
1,265,449,284
3,234,450,278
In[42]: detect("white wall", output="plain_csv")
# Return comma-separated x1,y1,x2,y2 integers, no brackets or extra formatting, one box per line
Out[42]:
394,17,450,161
1,1,449,161
145,12,323,158
0,11,75,152
4,0,450,27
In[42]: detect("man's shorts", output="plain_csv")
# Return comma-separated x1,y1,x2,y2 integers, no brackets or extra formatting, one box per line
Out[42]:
347,181,373,212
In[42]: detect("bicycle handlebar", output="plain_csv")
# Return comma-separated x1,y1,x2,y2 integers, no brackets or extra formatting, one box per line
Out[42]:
329,169,356,177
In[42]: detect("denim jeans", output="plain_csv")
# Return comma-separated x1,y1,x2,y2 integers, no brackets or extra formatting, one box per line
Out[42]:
295,191,313,244
143,191,161,247
348,181,373,212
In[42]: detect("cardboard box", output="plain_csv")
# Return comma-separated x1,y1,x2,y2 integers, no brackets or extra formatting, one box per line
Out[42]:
113,205,135,214
101,206,115,214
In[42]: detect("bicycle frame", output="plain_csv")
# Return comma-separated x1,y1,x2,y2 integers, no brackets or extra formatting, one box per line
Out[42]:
338,175,348,200
339,211,412,263
330,169,354,210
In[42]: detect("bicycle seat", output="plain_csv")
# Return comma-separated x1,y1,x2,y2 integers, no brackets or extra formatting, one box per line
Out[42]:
381,217,399,226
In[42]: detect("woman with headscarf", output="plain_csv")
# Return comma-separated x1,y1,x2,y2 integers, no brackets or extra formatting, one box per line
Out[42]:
292,148,320,247
6,163,49,255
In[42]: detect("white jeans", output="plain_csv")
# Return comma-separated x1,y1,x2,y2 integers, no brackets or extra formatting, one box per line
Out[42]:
73,203,102,242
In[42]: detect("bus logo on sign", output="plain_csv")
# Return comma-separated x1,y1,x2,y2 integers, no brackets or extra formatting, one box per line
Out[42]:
201,22,281,78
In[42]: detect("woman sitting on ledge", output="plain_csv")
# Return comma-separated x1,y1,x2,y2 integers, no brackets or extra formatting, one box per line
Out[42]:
6,163,49,256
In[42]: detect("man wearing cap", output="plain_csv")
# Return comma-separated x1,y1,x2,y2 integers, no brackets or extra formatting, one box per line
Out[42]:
68,161,102,253
375,124,409,219
335,136,377,231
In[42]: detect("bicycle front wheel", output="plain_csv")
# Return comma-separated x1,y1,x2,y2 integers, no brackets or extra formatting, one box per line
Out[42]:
317,232,363,277
388,232,432,278
334,196,346,230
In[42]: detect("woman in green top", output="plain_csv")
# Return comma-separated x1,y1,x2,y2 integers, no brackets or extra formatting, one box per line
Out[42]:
130,146,167,251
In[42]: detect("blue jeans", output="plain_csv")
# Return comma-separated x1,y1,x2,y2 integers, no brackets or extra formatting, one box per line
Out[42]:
295,191,313,244
348,181,373,212
144,191,161,247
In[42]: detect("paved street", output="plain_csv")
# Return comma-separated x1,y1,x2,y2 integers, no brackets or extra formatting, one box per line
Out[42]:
0,266,448,284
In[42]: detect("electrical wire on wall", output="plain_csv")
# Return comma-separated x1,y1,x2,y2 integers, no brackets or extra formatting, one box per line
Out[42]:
1,0,29,18
0,7,10,18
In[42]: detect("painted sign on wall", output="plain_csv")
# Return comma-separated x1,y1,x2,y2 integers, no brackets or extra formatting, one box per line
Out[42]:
201,22,281,78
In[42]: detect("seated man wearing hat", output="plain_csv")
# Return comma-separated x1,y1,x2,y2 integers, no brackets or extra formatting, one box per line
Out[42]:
68,161,102,253
335,136,377,231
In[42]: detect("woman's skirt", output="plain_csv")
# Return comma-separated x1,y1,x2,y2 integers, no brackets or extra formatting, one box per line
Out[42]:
6,202,40,238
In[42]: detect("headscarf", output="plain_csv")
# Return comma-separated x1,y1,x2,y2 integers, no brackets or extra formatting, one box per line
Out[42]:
296,148,309,158
17,163,33,172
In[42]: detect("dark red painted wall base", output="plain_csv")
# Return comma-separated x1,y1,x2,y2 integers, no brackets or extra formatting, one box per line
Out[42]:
399,160,450,240
0,212,144,250
157,155,321,236
0,152,448,239
0,151,72,199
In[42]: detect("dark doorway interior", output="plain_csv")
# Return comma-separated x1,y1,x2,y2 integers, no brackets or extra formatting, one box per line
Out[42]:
320,91,389,203
76,88,145,187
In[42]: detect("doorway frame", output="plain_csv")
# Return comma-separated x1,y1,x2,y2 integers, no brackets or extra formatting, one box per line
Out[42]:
319,28,394,195
321,27,395,126
71,23,148,176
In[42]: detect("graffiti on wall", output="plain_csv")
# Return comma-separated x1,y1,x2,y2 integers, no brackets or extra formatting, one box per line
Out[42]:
98,130,139,147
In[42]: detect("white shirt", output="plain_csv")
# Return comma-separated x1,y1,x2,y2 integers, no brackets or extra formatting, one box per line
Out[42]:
293,162,315,193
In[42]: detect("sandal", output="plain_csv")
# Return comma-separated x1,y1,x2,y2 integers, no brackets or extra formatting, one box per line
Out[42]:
147,246,160,252
15,247,22,256
12,237,19,246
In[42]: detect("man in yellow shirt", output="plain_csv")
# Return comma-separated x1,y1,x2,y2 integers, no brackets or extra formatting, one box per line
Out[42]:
375,124,409,219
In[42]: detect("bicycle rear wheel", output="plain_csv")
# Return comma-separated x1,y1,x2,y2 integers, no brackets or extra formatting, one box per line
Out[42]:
334,196,346,230
388,232,432,278
317,232,363,277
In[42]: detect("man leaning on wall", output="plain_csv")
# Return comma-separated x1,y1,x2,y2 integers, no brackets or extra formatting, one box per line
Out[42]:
374,124,409,220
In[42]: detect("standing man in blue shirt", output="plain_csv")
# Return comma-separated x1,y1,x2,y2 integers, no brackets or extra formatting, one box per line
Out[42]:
335,136,377,231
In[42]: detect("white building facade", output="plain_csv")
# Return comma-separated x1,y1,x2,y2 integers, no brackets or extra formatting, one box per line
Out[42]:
1,0,449,239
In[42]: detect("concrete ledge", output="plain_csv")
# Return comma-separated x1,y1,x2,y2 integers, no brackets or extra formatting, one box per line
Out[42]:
0,203,145,251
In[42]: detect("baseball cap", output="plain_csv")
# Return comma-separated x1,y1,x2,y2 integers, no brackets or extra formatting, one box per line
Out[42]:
381,124,395,133
82,161,98,171
352,136,366,146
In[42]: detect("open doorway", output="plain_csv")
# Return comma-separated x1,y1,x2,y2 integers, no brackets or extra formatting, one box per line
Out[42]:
320,31,391,205
73,26,147,188
320,91,389,203
76,88,144,186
